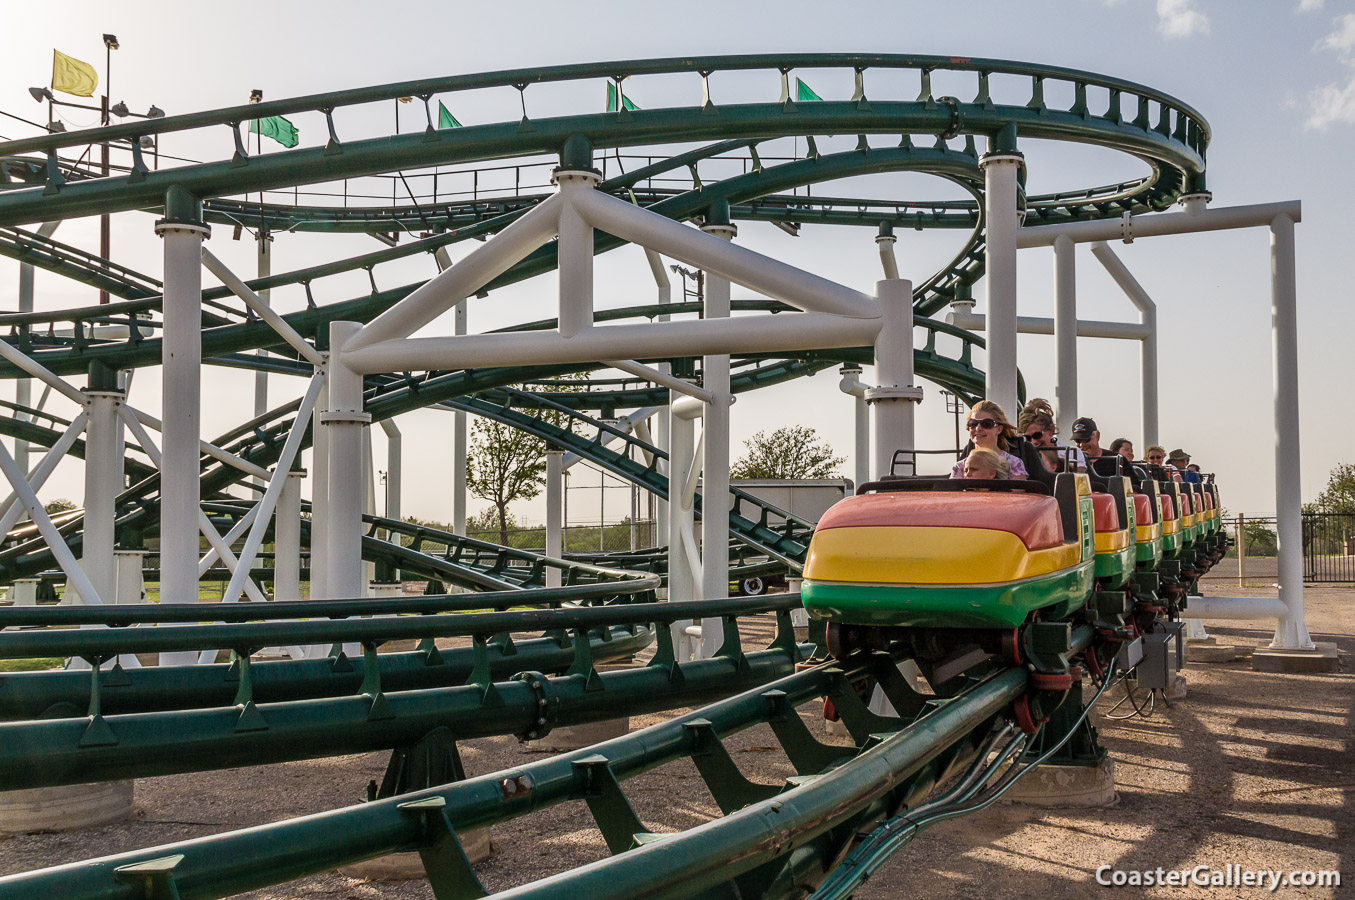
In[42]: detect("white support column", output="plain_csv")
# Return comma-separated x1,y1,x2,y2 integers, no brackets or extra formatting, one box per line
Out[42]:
555,167,600,339
274,468,304,601
15,222,59,476
839,367,871,492
253,232,272,491
699,215,735,659
324,322,369,602
81,386,124,617
876,223,900,280
545,450,564,587
1053,234,1077,437
867,280,921,477
362,426,376,592
1140,304,1159,448
1267,214,1313,651
644,249,672,549
154,192,210,609
114,549,147,605
981,145,1023,414
452,307,468,535
310,356,330,601
1090,242,1160,447
667,402,700,657
379,419,402,523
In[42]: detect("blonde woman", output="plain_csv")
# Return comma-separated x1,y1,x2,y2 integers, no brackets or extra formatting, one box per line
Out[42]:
950,401,1028,479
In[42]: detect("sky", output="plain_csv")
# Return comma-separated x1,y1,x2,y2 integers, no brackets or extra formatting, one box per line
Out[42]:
2,0,1354,527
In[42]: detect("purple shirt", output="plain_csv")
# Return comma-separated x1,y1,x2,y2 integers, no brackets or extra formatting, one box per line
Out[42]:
951,450,1029,480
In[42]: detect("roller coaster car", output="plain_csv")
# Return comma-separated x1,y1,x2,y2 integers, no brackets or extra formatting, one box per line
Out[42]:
801,473,1096,630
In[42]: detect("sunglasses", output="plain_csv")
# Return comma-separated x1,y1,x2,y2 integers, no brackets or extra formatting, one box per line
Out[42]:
1025,430,1044,441
966,418,999,431
1072,437,1091,444
1148,455,1165,462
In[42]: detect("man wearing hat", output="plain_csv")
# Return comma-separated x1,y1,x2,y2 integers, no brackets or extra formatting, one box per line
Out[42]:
1071,417,1107,459
1169,449,1201,483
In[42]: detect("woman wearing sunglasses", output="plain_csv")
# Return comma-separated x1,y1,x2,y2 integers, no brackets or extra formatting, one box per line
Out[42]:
950,400,1028,479
1017,397,1086,473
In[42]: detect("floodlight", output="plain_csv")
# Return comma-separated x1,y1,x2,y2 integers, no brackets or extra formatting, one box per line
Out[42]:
103,34,120,50
110,101,130,117
29,87,53,103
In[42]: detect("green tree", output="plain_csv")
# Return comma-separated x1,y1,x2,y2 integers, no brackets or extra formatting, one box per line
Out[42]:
466,417,549,545
465,381,582,544
730,426,844,479
42,498,78,515
1315,462,1355,515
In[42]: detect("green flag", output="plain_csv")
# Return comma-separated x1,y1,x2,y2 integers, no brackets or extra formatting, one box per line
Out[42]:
438,101,461,129
795,78,824,103
250,115,299,149
606,82,639,113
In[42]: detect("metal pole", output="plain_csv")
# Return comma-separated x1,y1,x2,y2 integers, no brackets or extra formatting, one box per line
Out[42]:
1269,214,1312,650
644,249,672,549
154,191,209,615
1053,234,1077,437
324,322,369,603
1089,242,1160,446
868,279,920,478
980,145,1022,414
699,216,735,659
453,300,468,535
545,450,563,588
555,170,599,338
253,232,272,491
310,355,330,602
15,222,60,476
667,404,699,656
80,384,123,614
1237,513,1246,589
379,419,402,524
274,469,303,601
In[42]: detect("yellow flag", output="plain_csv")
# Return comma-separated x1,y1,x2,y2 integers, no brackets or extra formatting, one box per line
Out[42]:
52,50,97,98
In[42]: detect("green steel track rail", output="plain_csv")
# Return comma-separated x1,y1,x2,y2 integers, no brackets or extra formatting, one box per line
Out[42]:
0,627,649,721
0,647,1041,900
0,595,802,790
0,53,1206,228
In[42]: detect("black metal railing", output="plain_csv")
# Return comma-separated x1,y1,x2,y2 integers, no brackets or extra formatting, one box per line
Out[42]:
1303,512,1355,583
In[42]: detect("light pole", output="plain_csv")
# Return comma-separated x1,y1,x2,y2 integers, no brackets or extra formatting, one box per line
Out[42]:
100,34,118,305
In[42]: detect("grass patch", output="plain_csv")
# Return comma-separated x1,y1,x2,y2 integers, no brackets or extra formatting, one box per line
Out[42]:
0,657,64,673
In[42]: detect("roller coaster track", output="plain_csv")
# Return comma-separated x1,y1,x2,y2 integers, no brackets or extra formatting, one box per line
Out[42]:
0,53,1207,898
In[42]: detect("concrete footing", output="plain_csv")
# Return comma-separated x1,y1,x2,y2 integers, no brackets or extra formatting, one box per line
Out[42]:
339,825,492,881
1007,758,1117,808
1164,673,1188,702
1252,642,1341,674
1186,638,1243,664
0,781,134,833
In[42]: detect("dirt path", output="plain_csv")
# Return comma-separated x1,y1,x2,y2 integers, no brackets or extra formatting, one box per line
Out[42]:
0,589,1349,899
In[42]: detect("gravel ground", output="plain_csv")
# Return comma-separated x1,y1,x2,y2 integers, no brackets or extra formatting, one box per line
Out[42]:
0,587,1349,899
